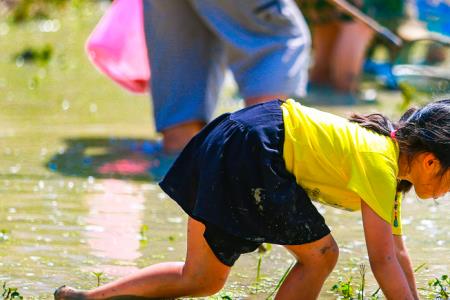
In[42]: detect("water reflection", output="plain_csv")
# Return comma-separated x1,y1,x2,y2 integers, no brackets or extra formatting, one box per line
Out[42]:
47,137,159,181
83,179,144,276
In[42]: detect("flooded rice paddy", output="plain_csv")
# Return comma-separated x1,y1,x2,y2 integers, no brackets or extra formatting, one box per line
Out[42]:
0,2,449,299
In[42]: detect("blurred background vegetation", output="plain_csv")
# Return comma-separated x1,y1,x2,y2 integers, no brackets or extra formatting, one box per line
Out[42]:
1,0,99,23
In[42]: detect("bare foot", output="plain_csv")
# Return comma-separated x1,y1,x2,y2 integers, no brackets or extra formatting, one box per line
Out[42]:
54,286,86,300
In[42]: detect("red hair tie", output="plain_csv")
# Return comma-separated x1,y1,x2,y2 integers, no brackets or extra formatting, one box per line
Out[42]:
390,129,397,140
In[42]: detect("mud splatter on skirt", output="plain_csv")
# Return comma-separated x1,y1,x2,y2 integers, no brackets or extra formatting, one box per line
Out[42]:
159,100,330,266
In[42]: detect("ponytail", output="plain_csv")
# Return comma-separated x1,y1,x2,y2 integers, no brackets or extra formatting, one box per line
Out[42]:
349,99,450,194
348,112,412,193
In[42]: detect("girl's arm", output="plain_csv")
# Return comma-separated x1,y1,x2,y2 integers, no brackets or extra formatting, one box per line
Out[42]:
393,235,420,300
361,200,414,299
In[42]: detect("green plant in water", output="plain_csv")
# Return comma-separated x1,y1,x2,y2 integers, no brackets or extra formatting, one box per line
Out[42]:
358,264,380,300
139,224,149,244
254,243,272,292
332,277,354,299
426,275,449,299
331,262,445,299
265,262,295,300
369,289,381,300
414,262,428,273
92,272,104,287
359,264,366,300
1,282,23,300
14,44,53,66
331,264,380,300
0,230,9,242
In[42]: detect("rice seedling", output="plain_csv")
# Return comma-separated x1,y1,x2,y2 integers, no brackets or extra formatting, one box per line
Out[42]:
138,224,149,245
92,272,104,287
331,264,380,300
331,276,354,299
254,243,272,292
0,230,9,242
265,262,295,300
424,275,449,299
1,282,23,300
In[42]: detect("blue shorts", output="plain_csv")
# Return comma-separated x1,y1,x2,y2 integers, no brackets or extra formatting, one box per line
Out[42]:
143,0,311,131
159,100,330,266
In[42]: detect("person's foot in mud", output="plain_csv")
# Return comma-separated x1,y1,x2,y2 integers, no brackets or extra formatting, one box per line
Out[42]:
54,286,86,300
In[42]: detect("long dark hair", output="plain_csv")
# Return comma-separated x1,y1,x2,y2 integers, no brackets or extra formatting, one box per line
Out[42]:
349,99,450,194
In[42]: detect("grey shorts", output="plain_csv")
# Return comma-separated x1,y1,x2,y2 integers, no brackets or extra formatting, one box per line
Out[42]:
143,0,311,131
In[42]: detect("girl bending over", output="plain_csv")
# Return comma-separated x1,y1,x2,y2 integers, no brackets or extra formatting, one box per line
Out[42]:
55,98,450,300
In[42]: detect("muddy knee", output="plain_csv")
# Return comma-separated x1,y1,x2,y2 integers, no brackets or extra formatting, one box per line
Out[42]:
316,239,339,273
299,238,339,275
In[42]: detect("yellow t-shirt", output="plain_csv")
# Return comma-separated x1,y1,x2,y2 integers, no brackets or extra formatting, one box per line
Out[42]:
281,99,402,235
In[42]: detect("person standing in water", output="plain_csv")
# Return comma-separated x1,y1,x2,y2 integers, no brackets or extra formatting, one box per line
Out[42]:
142,0,311,179
55,99,449,299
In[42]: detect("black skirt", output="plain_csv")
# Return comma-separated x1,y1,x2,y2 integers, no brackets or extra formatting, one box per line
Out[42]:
159,100,330,265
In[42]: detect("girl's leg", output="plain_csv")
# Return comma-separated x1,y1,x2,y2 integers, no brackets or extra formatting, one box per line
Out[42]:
276,234,339,300
55,218,231,299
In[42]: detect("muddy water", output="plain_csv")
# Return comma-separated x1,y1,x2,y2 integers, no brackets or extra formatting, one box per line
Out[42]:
1,130,448,299
0,3,449,299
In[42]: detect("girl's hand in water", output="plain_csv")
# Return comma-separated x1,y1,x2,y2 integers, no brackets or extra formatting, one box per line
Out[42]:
361,200,415,300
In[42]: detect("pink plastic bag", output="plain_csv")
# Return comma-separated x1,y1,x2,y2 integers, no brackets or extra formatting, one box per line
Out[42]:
85,0,150,93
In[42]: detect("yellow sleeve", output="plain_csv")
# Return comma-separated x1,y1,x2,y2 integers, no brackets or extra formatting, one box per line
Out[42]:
347,152,400,233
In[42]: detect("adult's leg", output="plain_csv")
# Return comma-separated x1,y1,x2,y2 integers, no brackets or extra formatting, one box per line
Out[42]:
330,21,374,92
275,234,339,300
245,94,288,107
55,218,231,299
161,121,205,154
193,0,311,105
309,21,340,85
143,0,226,153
